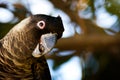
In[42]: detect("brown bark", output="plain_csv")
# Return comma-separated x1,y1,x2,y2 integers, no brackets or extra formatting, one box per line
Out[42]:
55,34,120,52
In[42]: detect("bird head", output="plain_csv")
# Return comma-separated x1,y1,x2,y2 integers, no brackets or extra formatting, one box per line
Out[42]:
2,14,64,58
30,14,64,57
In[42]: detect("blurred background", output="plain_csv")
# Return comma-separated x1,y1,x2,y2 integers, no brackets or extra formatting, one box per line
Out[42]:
0,0,120,80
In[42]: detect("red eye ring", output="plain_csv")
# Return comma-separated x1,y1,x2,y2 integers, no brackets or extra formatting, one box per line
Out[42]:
37,21,45,29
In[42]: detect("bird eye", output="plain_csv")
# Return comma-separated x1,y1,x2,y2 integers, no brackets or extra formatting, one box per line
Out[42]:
37,21,45,29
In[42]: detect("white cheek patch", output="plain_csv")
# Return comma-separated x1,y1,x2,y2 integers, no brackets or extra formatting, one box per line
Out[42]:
32,44,40,57
32,33,57,58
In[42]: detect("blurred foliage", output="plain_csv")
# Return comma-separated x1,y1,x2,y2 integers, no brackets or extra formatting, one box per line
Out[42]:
0,2,30,39
0,23,14,38
53,54,73,70
0,0,120,80
105,0,120,16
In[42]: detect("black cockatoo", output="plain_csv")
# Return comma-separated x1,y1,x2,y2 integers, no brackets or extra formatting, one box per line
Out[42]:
0,14,64,80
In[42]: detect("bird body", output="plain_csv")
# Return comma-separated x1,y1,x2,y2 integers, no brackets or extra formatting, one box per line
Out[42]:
0,14,64,80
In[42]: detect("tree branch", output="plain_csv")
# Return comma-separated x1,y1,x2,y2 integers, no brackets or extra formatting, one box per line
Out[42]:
55,34,120,52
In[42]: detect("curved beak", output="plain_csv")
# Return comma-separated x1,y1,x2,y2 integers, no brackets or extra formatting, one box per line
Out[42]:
32,33,57,58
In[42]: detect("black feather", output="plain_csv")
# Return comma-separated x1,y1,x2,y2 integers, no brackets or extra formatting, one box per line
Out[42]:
0,14,64,80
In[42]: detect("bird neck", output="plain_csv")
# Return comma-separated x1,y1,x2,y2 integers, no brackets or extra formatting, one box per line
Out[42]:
2,28,38,60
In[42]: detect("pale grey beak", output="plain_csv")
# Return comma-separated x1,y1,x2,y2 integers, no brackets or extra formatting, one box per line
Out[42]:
32,33,57,58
